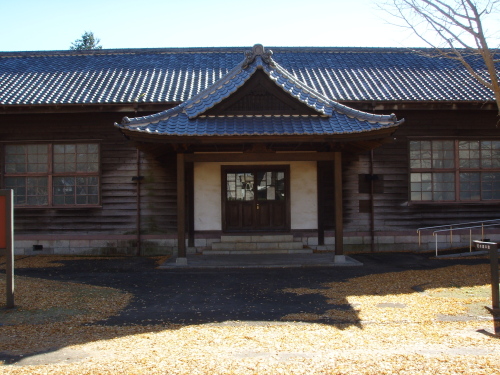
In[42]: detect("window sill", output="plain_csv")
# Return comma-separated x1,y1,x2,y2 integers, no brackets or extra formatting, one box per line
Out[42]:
13,205,102,209
408,201,500,206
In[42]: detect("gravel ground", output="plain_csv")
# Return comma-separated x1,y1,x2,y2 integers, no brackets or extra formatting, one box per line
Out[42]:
0,253,499,374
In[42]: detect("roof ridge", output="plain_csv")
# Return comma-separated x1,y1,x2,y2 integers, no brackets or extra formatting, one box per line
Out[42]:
0,46,449,58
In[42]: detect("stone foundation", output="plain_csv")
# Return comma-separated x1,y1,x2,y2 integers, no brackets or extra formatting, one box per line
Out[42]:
13,230,500,256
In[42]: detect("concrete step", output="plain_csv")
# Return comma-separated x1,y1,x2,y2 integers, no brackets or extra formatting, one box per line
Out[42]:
220,234,294,243
203,249,313,255
212,241,304,251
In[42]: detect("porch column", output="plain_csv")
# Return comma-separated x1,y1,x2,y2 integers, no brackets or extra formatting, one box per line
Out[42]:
176,153,187,264
334,151,344,259
186,162,195,247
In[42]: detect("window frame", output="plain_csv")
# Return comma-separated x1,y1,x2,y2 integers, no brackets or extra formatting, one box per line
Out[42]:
2,141,102,208
408,137,500,205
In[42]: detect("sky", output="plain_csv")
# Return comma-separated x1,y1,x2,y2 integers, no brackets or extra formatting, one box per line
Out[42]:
0,0,498,52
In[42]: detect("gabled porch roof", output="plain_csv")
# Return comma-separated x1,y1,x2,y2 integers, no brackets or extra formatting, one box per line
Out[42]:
115,45,403,142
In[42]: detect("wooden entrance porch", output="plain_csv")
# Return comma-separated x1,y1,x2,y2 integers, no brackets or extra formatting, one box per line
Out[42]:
115,45,403,264
176,151,344,262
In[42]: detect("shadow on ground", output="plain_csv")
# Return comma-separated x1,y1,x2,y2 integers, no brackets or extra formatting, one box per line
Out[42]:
0,252,492,364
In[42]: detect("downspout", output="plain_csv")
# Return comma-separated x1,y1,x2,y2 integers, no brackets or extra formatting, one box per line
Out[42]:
369,150,375,253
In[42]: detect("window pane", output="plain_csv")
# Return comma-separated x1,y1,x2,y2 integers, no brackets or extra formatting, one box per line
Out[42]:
227,172,254,201
5,144,48,174
460,173,481,201
77,144,88,153
54,143,98,173
432,141,454,169
481,173,500,200
226,173,236,200
480,141,500,168
411,172,455,201
411,191,423,201
54,196,64,205
276,172,285,200
410,173,422,182
5,176,48,206
53,176,76,205
54,144,65,153
81,177,99,204
491,142,500,167
409,141,432,169
5,177,27,205
88,195,99,204
433,172,455,200
410,173,430,200
422,191,433,200
256,171,286,201
52,175,100,205
26,177,48,205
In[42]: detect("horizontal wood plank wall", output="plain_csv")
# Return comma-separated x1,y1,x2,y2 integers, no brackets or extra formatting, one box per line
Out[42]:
139,152,177,235
2,109,499,241
0,112,177,236
341,109,500,234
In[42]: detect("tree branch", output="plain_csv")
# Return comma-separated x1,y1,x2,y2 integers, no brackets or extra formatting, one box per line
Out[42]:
384,0,500,117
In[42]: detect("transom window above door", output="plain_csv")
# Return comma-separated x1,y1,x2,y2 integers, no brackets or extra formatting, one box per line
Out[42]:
409,140,500,202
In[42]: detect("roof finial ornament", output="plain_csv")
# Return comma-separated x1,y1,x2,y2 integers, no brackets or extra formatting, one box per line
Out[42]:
242,44,274,69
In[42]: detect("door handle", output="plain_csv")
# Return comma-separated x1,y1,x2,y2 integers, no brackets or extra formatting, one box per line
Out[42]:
256,203,260,210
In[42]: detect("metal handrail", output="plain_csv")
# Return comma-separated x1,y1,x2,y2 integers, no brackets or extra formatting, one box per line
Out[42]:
417,219,500,247
432,223,500,256
417,219,500,257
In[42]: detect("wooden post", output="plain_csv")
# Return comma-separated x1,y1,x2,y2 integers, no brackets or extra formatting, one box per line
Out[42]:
334,152,344,259
317,161,325,246
136,150,141,256
1,190,14,308
187,162,195,248
176,153,187,264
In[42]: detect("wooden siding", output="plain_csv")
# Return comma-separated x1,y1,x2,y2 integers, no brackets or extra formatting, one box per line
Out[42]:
0,112,177,236
340,109,500,233
2,108,499,240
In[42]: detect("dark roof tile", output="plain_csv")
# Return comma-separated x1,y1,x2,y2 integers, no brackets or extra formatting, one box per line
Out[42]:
1,46,498,106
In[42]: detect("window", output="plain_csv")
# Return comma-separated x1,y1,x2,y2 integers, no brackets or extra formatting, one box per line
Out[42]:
3,143,100,207
409,140,500,202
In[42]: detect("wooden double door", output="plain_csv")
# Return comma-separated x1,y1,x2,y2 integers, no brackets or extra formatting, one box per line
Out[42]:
222,165,290,232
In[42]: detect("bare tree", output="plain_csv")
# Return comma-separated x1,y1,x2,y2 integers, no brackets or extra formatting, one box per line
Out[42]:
384,0,500,116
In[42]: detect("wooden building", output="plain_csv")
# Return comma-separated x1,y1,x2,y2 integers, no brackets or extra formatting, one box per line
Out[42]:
1,44,498,259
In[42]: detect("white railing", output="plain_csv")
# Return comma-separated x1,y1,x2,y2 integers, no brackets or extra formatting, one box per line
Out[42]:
417,219,500,257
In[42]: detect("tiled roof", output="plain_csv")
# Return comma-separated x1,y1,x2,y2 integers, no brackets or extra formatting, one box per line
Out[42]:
181,45,334,118
121,113,400,137
117,45,402,138
0,46,497,105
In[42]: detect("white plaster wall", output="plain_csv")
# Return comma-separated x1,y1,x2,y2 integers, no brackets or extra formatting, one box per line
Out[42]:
194,160,317,231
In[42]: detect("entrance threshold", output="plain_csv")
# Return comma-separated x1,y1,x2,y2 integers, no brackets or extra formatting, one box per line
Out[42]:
158,253,363,269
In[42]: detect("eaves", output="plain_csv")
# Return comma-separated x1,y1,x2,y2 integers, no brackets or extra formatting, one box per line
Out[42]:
0,103,180,115
342,100,498,112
